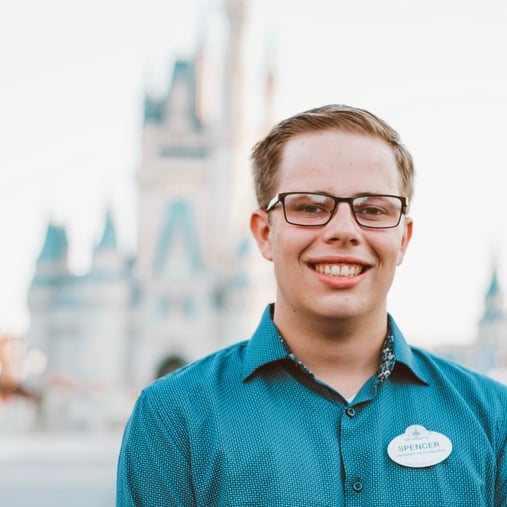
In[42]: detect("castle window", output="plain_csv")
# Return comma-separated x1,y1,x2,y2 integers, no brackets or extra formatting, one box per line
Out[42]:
156,295,169,318
182,296,195,319
159,145,208,158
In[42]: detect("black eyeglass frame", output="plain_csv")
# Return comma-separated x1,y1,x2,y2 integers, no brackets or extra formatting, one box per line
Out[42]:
264,192,409,229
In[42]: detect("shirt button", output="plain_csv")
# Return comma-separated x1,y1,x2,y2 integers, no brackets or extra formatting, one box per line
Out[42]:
352,479,363,493
346,407,356,417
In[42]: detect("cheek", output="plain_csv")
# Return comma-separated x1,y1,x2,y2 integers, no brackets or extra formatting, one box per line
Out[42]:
270,224,319,265
270,237,299,271
396,230,411,265
394,239,408,266
371,234,406,268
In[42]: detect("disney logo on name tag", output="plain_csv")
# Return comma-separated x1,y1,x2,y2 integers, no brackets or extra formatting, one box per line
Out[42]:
387,424,452,468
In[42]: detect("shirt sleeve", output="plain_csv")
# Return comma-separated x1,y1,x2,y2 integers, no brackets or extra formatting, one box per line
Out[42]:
116,390,195,507
495,418,507,507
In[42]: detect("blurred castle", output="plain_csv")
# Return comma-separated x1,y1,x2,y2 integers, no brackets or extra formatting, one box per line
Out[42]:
15,0,507,432
24,0,275,431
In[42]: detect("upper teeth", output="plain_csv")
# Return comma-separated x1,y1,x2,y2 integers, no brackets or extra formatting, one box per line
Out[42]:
314,264,362,277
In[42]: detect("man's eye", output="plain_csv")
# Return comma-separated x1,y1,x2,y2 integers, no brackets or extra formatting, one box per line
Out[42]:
302,205,325,213
294,204,329,214
358,206,386,216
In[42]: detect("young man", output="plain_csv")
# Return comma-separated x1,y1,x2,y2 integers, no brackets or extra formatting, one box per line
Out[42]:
117,105,507,506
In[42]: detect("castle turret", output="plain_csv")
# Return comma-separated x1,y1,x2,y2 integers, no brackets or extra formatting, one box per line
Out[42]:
34,223,69,278
472,260,507,374
27,223,70,354
478,262,507,349
92,208,125,274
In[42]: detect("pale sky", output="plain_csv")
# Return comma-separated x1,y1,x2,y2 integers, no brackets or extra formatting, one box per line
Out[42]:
1,0,506,347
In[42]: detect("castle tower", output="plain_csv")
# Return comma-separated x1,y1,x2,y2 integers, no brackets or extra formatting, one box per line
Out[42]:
130,0,253,388
27,213,133,430
137,59,211,279
476,260,507,380
132,58,216,388
210,0,250,244
27,223,69,356
478,263,507,346
222,0,248,132
25,1,274,428
86,211,131,389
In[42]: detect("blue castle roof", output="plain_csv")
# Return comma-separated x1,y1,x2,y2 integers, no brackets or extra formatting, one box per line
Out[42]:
482,264,506,322
38,223,68,262
486,267,501,299
144,59,202,130
154,199,203,273
96,209,117,251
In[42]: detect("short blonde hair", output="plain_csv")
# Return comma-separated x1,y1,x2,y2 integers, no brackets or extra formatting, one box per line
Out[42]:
251,104,414,209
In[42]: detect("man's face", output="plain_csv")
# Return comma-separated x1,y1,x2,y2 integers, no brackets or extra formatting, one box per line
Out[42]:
251,129,413,326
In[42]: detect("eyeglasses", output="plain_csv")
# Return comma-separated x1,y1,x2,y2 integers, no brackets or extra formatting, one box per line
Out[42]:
265,192,408,229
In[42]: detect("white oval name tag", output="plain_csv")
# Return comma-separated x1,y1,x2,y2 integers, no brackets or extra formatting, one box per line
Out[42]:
387,424,452,468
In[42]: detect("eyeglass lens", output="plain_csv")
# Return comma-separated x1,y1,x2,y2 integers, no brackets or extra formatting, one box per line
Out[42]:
283,193,403,228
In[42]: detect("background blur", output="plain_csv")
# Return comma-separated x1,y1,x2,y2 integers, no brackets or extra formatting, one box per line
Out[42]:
1,0,507,505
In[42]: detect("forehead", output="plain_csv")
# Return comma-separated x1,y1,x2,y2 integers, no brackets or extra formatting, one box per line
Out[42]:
278,129,401,194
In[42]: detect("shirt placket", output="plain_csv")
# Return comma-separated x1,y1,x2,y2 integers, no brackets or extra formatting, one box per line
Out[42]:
339,400,369,506
279,327,396,505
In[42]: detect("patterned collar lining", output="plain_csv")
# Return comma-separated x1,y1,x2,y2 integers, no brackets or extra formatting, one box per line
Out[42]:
279,325,396,385
377,329,395,383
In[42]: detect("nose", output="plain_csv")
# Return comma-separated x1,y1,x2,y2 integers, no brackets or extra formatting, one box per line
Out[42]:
322,201,361,242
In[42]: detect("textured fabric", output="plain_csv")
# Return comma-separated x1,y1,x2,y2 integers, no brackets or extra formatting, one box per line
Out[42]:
117,305,507,506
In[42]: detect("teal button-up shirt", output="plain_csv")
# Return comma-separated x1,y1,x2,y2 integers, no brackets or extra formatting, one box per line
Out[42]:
117,305,507,506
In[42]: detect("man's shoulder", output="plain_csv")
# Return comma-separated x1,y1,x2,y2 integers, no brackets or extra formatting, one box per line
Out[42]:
144,340,249,398
410,344,507,402
132,340,253,430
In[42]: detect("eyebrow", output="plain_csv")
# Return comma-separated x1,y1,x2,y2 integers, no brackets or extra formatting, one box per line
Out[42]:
302,191,394,197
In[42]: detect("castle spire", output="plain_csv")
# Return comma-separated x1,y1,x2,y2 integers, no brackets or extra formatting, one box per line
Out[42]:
477,256,507,356
222,0,248,136
96,208,117,251
481,261,505,322
37,223,68,263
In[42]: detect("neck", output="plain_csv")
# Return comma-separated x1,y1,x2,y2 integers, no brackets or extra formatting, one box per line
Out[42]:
273,305,388,399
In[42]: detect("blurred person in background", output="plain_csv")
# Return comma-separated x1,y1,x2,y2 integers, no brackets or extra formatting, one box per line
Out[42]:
154,355,186,380
117,104,507,506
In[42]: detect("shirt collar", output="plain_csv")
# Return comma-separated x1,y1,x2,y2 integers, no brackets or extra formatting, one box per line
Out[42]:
242,304,430,386
241,304,287,380
388,314,430,386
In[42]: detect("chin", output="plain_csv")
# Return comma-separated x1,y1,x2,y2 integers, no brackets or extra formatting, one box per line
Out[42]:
307,301,364,321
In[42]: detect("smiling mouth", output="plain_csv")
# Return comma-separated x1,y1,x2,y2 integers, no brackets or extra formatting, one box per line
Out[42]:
312,263,366,277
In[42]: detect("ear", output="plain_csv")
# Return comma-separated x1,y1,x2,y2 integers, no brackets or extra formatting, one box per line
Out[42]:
397,217,413,266
250,209,273,261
